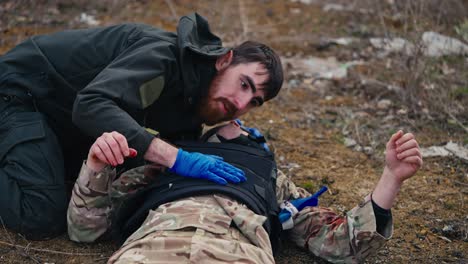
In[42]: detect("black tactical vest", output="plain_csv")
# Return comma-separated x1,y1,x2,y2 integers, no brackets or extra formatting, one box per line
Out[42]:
112,141,282,253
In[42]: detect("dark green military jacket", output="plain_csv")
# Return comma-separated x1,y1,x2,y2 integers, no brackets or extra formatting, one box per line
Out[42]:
0,13,228,158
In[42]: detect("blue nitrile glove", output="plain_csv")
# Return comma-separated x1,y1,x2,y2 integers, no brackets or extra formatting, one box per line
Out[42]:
169,149,246,185
235,119,270,151
279,186,328,229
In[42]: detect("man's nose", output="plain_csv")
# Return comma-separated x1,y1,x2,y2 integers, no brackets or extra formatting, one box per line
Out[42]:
232,96,251,112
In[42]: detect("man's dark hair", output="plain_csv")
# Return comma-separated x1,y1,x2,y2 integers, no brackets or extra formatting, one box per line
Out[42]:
230,41,283,101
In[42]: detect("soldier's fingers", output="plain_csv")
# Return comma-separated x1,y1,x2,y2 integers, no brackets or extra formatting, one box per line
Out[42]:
387,130,403,149
92,144,111,165
401,156,423,167
396,139,419,153
96,138,118,166
396,148,420,160
103,133,124,164
395,132,415,146
111,131,130,157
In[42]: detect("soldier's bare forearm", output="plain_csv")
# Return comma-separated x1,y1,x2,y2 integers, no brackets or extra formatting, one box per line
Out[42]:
371,166,402,210
143,137,178,168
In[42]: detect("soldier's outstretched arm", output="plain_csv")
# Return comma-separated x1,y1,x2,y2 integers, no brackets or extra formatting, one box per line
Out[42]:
280,131,422,263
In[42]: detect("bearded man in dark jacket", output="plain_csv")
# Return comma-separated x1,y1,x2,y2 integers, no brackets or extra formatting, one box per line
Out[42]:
0,13,283,239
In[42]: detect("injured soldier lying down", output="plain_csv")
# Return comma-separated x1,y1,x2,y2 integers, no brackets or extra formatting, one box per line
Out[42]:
67,120,422,263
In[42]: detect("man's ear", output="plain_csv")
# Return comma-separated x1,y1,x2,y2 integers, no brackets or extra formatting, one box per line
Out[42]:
215,50,233,71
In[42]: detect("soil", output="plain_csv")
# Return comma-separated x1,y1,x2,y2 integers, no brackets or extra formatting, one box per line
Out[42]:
1,0,466,263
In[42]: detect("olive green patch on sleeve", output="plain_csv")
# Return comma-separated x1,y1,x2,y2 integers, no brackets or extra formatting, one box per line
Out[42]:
139,75,165,108
145,127,160,137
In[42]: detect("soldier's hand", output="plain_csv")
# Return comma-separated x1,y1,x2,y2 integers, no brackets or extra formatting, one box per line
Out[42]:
169,149,246,185
87,131,137,172
385,130,423,184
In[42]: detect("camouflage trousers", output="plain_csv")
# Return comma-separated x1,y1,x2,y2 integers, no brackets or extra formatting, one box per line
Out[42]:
109,226,274,264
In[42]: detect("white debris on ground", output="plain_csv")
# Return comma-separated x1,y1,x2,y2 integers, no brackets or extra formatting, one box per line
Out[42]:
290,0,319,5
79,13,100,26
421,141,468,161
370,37,415,56
369,32,468,57
283,57,364,80
421,31,468,57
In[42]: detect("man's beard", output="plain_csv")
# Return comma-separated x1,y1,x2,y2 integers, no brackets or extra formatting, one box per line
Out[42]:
197,97,234,126
197,71,235,125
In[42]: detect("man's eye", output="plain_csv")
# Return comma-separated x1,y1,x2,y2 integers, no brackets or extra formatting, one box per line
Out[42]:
241,81,248,89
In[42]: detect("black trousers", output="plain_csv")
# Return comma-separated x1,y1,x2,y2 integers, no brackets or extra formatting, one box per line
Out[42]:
0,94,67,240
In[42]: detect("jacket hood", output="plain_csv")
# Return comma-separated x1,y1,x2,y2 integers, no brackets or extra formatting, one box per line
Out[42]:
177,13,230,107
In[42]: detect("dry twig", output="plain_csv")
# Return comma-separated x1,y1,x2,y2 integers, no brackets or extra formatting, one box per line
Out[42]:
164,0,178,22
238,0,249,40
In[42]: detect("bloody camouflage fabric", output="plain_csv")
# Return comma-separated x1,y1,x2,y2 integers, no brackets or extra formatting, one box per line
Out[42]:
67,161,392,264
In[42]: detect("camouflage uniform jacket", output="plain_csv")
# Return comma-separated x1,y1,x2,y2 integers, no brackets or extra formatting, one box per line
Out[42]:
67,163,392,263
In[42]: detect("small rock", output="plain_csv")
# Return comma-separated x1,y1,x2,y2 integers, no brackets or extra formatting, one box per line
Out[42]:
290,8,301,14
377,99,392,109
303,78,313,85
354,145,363,152
344,137,357,147
323,4,345,12
422,31,468,57
363,146,374,155
288,79,300,88
370,37,415,56
397,108,408,115
79,13,100,26
442,225,454,232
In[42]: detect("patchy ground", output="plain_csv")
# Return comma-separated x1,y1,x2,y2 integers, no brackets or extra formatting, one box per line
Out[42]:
0,0,467,263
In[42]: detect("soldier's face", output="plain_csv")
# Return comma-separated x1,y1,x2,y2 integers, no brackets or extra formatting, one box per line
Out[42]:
198,62,268,126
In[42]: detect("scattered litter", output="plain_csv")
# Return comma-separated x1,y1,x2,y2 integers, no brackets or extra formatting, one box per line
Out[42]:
370,38,415,56
79,13,100,26
421,141,468,161
422,31,468,57
283,57,364,81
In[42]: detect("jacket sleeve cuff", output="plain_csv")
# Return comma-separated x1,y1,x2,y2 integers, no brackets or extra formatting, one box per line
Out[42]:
79,161,115,194
128,128,158,159
347,194,393,255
